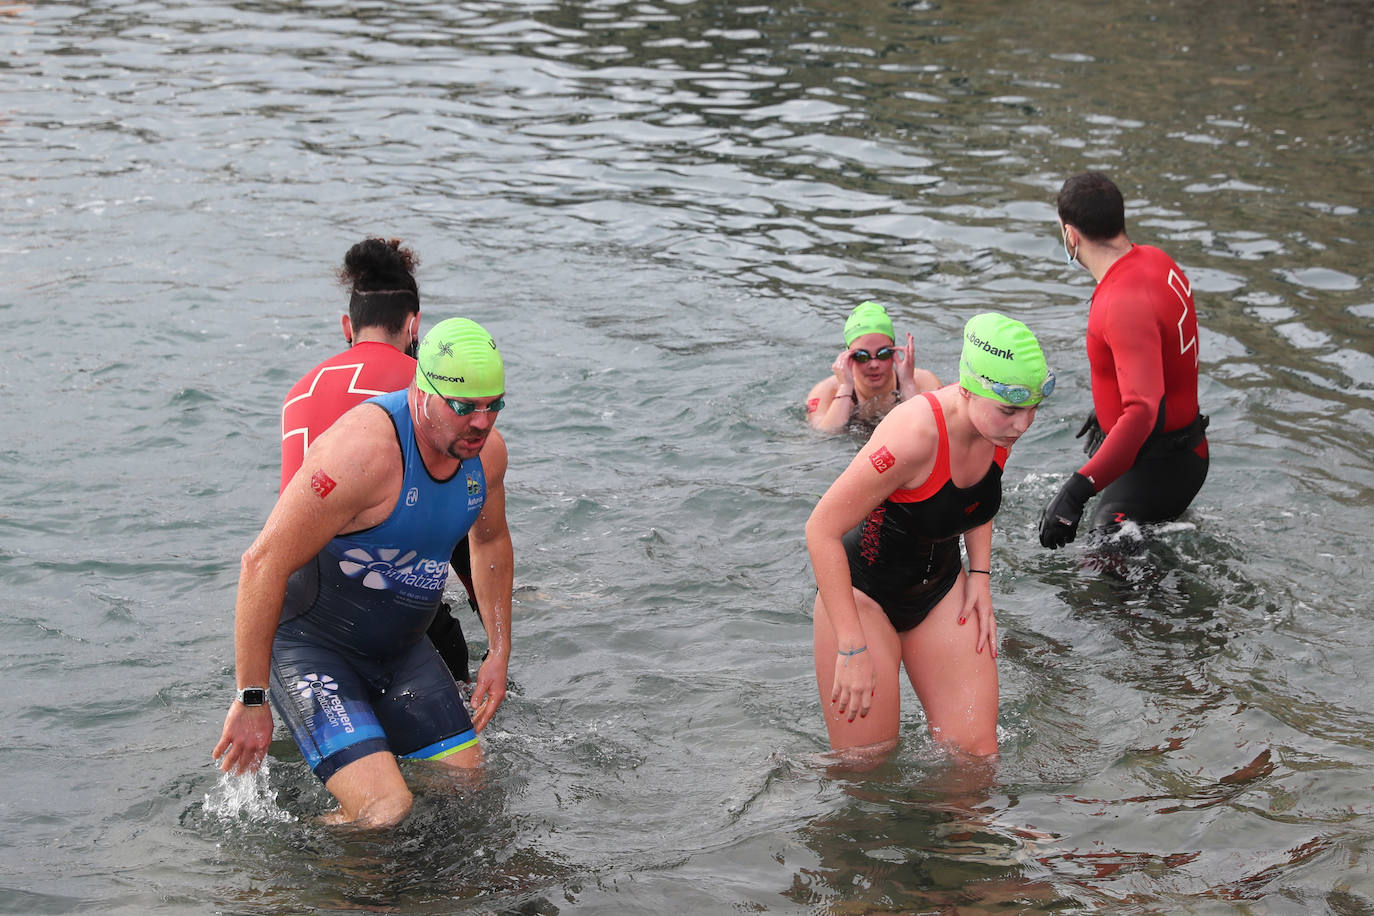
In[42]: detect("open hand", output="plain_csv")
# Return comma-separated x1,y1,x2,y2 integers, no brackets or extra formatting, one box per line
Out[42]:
468,652,509,733
830,647,877,722
958,574,998,657
212,702,275,776
830,349,855,389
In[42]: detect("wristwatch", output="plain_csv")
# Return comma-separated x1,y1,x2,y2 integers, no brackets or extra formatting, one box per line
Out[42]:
236,686,267,707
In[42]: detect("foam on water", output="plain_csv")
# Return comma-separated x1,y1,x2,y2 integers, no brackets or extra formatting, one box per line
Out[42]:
202,764,296,826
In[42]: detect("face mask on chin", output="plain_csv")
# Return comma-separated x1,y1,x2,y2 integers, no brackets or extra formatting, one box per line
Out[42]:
406,315,421,358
1062,230,1087,273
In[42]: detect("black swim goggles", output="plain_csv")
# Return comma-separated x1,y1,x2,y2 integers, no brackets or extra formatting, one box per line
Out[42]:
850,346,896,363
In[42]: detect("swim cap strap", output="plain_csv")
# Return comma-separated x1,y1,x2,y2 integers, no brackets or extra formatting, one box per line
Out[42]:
349,289,419,311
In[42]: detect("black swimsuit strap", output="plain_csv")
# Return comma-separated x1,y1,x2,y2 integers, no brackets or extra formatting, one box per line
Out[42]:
849,386,899,412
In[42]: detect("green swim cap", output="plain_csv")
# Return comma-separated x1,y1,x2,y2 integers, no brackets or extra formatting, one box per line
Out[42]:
843,301,896,348
959,312,1054,406
415,317,505,399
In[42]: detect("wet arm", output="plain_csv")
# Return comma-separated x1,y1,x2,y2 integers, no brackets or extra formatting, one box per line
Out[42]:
806,410,936,645
215,408,397,773
960,520,996,656
806,377,853,433
807,411,938,710
468,433,513,731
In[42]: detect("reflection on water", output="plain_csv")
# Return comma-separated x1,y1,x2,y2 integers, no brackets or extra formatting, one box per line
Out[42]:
2,0,1373,912
788,761,1071,912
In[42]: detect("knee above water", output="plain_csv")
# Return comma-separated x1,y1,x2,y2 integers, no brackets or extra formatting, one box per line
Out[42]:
358,786,414,829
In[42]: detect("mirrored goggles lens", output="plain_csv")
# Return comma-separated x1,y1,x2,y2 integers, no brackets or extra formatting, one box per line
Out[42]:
851,346,895,363
981,371,1055,404
420,362,505,416
446,397,504,416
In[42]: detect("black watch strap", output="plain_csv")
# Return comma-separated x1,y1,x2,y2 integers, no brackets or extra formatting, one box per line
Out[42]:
236,686,267,707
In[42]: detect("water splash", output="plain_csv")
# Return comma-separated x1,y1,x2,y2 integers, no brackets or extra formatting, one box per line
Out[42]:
202,764,295,825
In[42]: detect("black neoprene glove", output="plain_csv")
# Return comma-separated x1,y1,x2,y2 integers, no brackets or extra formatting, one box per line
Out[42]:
1075,410,1105,458
1039,472,1096,549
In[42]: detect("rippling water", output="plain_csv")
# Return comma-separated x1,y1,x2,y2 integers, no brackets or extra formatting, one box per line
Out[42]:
3,1,1372,912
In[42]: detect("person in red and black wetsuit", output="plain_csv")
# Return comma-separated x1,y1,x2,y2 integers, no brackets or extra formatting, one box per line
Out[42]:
1039,173,1210,549
279,237,496,682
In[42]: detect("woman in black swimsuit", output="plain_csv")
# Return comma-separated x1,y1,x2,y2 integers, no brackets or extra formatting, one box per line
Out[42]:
805,313,1054,759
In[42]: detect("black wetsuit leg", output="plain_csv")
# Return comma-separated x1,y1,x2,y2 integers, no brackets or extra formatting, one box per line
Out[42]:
425,537,480,684
427,603,470,684
1091,446,1208,530
449,535,479,610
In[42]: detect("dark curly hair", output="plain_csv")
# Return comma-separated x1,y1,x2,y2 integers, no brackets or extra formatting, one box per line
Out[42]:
337,237,420,334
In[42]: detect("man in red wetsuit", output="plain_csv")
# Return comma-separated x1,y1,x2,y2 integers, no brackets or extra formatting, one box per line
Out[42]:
280,238,485,679
1039,173,1210,548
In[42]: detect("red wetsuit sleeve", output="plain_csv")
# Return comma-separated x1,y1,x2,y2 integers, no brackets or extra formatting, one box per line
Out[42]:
1078,246,1202,490
1080,288,1164,488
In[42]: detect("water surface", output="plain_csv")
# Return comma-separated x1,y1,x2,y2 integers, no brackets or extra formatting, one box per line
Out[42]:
2,0,1372,912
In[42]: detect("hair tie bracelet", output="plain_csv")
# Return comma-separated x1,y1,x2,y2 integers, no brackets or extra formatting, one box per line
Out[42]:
968,569,990,575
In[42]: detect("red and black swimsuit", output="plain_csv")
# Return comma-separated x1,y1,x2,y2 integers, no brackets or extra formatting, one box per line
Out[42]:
841,392,1008,631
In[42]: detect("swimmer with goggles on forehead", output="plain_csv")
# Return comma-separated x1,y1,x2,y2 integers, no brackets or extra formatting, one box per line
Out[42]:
806,300,941,433
967,371,1056,406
